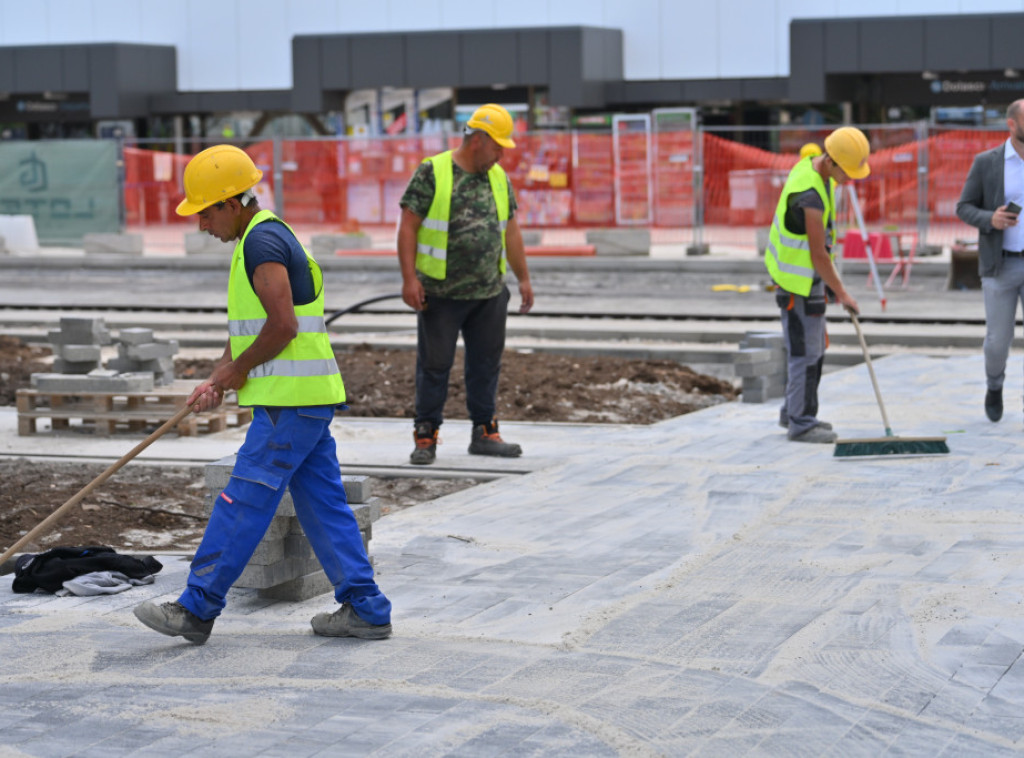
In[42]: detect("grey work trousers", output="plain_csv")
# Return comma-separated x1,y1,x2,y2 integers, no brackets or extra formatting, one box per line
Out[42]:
778,286,827,438
982,255,1024,395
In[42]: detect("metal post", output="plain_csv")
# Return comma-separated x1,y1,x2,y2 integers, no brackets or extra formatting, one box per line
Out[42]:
116,136,127,231
272,136,284,215
173,115,184,156
693,116,704,253
915,119,929,256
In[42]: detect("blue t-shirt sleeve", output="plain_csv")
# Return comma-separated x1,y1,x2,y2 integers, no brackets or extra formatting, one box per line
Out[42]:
242,222,316,305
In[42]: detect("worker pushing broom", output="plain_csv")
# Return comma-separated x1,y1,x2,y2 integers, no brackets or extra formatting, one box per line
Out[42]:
764,126,948,456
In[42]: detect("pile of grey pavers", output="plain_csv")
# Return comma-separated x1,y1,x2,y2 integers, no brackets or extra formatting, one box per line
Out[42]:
105,327,178,386
32,317,178,393
205,455,382,601
734,331,786,403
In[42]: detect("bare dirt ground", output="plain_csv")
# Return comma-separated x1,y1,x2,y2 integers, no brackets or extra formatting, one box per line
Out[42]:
0,337,738,556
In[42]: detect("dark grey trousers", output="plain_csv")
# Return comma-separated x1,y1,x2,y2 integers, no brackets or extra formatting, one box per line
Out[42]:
778,284,827,438
415,287,510,427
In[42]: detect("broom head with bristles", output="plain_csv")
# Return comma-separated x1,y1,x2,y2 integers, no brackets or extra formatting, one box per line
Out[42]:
834,435,950,458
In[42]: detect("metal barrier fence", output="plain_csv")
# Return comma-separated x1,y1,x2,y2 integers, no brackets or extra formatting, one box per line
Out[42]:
122,120,1006,254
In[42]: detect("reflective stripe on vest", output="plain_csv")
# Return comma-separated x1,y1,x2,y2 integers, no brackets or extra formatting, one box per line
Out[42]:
227,209,345,406
764,157,835,297
415,150,509,279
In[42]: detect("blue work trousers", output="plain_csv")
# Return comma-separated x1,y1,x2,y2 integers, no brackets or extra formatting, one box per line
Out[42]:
415,287,510,427
179,406,391,625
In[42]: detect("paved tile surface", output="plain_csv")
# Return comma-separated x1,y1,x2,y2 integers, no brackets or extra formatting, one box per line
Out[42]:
3,349,1024,756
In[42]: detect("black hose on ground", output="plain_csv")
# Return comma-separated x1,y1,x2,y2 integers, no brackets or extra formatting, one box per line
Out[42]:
325,293,403,325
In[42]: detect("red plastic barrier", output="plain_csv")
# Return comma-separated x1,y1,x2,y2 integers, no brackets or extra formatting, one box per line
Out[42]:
841,230,893,260
120,127,1010,238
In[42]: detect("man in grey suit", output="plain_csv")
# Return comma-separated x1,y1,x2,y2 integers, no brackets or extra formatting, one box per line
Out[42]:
956,99,1024,423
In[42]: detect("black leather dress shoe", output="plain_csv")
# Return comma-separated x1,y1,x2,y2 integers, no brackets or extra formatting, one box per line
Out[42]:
985,388,1003,422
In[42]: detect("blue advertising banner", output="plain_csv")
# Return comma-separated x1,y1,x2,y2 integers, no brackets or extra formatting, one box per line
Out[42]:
0,141,120,244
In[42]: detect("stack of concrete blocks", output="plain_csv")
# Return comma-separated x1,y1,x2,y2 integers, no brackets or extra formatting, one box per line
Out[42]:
310,233,372,256
185,232,235,256
520,229,542,246
584,228,651,256
106,328,178,386
735,331,787,403
35,317,156,393
30,370,154,393
47,317,114,374
205,455,382,601
82,233,144,255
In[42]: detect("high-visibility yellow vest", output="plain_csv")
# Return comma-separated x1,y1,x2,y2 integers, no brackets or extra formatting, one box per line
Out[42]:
227,209,345,406
415,150,509,279
764,158,835,296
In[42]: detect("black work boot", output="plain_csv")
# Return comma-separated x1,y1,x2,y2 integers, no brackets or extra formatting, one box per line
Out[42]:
468,419,522,457
985,388,1003,422
410,421,439,465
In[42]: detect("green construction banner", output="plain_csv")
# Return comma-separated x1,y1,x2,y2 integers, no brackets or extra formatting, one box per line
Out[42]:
0,141,120,245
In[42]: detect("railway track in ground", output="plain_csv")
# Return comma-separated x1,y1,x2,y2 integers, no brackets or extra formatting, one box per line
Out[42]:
0,300,994,372
0,250,994,369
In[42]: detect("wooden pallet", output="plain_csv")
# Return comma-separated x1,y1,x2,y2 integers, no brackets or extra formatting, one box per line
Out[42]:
15,380,253,437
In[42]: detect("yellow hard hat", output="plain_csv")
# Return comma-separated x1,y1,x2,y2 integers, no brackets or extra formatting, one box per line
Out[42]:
176,145,263,216
799,142,822,159
824,127,871,179
466,103,516,148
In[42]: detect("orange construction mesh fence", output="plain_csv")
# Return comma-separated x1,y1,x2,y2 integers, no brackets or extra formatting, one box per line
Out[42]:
122,127,1008,249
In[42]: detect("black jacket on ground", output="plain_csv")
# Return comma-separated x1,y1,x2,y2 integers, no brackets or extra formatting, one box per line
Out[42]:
12,546,162,594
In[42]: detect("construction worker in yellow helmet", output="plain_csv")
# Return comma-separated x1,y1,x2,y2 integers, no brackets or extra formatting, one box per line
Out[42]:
396,103,533,465
800,142,823,160
765,126,871,444
134,144,393,644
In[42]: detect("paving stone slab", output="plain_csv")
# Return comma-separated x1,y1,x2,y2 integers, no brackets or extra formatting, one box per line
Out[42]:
116,327,156,345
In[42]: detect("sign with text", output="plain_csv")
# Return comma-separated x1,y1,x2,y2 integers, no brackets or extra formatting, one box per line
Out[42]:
0,141,119,244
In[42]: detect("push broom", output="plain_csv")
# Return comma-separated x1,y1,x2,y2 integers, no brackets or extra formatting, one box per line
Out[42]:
833,310,949,457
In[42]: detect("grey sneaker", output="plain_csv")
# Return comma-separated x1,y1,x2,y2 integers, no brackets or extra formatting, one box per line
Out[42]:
468,420,522,457
779,411,832,430
789,424,838,444
133,600,214,645
410,421,438,465
311,603,392,639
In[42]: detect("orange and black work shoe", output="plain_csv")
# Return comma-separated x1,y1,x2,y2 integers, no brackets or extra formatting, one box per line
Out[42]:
410,421,439,465
468,419,522,458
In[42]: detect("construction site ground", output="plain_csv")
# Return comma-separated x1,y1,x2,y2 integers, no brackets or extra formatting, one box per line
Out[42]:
0,338,737,553
4,244,1024,755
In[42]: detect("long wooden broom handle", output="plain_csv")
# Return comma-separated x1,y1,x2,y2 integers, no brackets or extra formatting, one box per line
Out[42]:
848,310,893,435
0,403,194,567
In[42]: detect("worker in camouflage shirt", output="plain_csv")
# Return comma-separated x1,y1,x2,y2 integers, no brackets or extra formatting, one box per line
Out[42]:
397,103,534,465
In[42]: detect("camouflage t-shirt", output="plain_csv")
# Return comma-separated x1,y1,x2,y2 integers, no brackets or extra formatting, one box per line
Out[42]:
399,158,517,300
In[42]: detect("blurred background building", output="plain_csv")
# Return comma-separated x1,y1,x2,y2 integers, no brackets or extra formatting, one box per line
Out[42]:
0,2,1019,142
